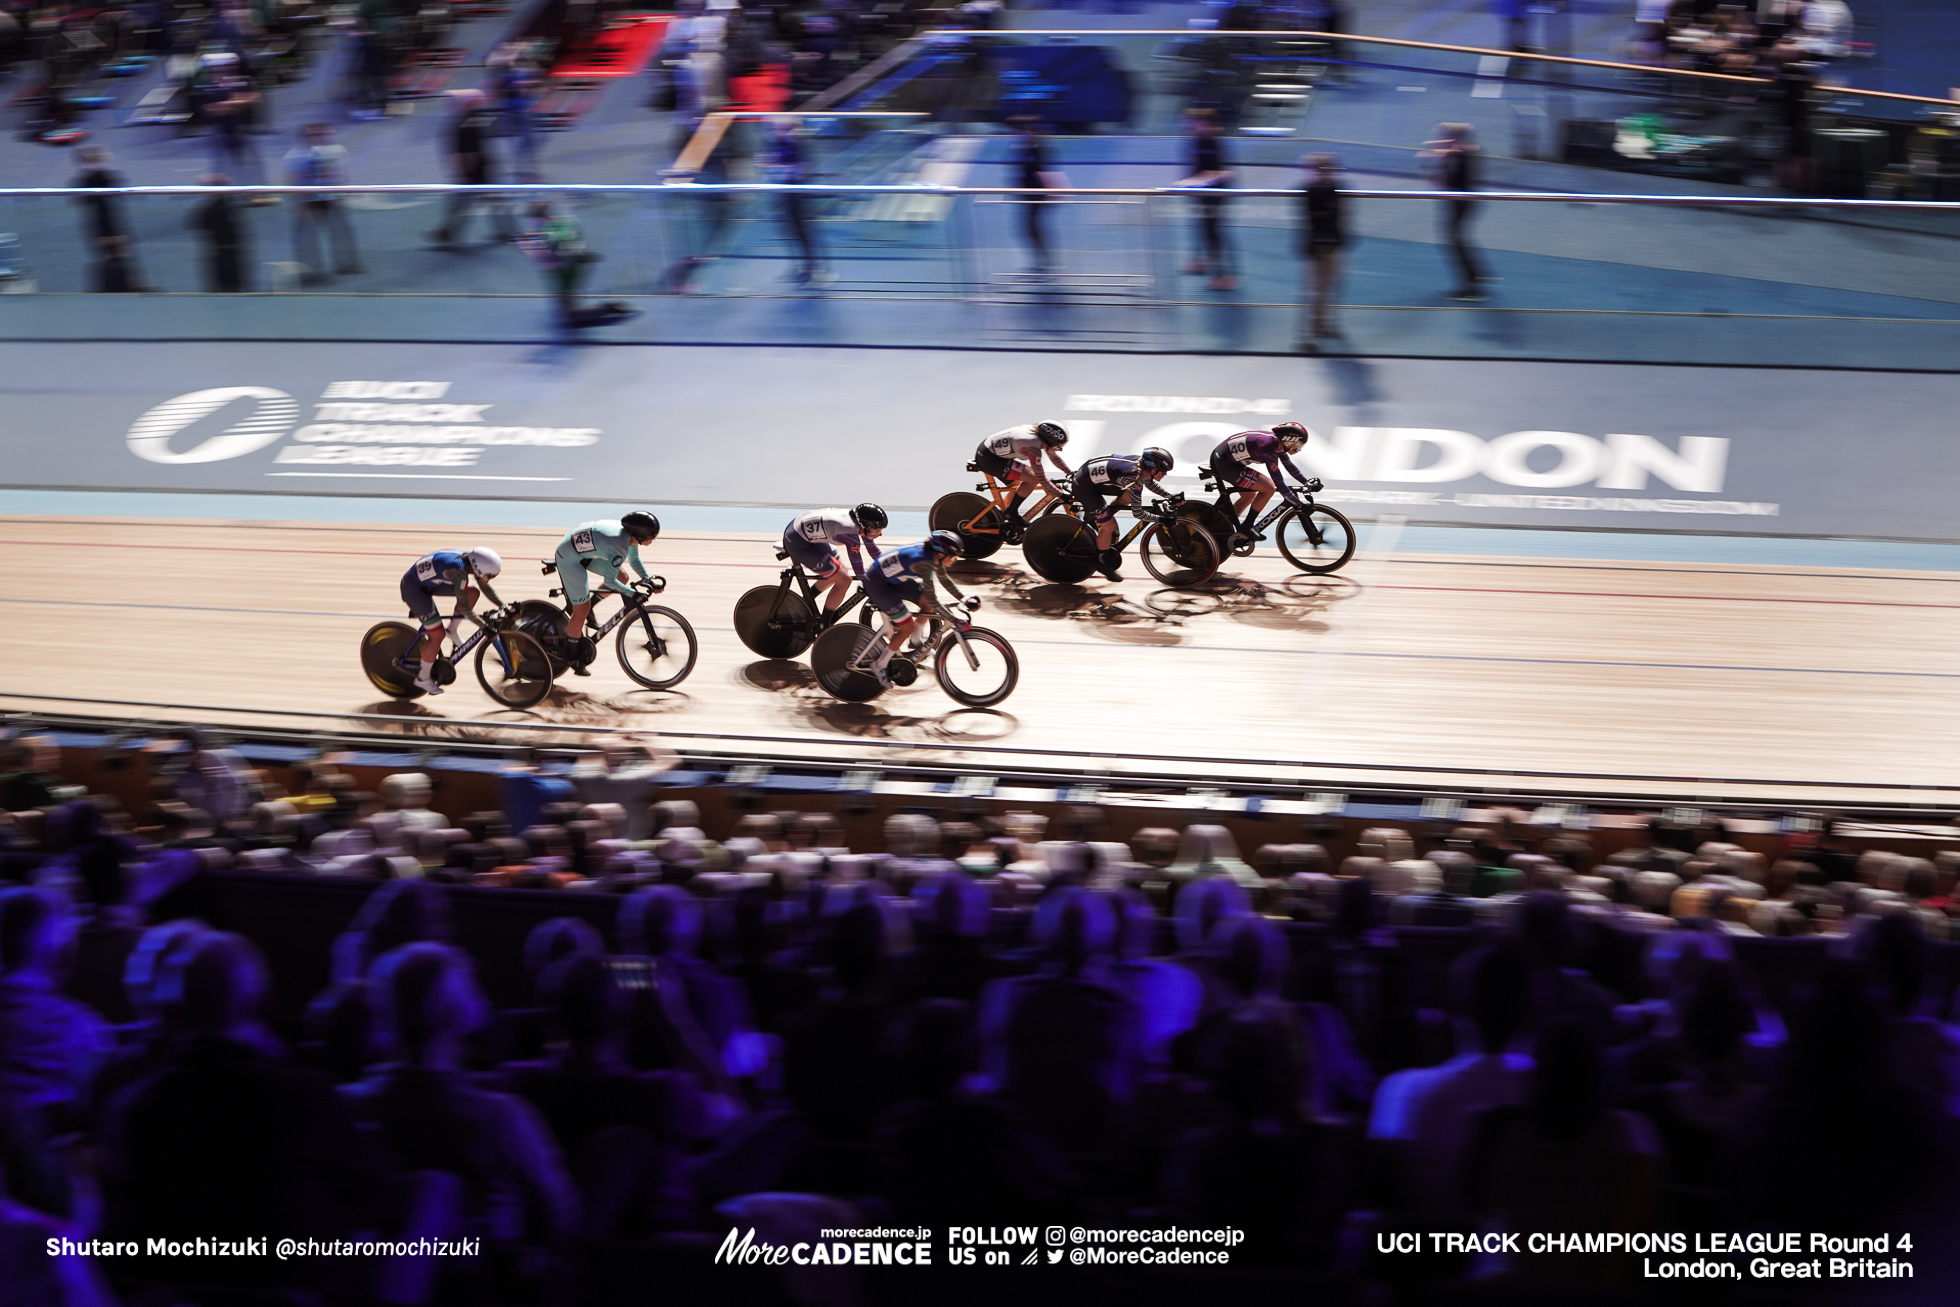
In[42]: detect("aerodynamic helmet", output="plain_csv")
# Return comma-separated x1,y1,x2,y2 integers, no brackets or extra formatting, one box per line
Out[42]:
1272,422,1310,453
464,547,503,579
850,503,889,533
925,529,965,558
1034,422,1069,448
620,511,661,544
1138,446,1174,475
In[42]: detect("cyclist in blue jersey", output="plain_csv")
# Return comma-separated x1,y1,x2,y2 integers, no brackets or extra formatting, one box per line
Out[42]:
1208,421,1323,539
863,529,978,685
783,503,887,620
399,546,504,694
1069,446,1176,582
972,421,1074,528
553,511,659,675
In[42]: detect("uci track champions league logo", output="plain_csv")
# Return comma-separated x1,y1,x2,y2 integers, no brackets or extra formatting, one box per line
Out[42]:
126,382,601,471
1064,394,1777,519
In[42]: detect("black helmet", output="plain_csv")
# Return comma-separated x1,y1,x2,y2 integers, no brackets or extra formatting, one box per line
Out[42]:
1034,422,1068,449
621,511,660,544
850,503,889,533
1272,422,1310,453
925,529,964,558
1138,446,1173,474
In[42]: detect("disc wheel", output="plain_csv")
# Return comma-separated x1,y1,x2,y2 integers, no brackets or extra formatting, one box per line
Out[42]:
474,629,555,708
514,599,572,675
734,585,817,658
1175,500,1240,549
810,623,887,702
930,491,1003,560
360,621,424,699
1276,503,1358,575
1138,519,1221,588
617,604,699,689
933,626,1018,707
1022,513,1099,584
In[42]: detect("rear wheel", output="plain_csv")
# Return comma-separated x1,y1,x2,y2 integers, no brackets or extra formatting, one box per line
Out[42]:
514,599,572,675
810,623,887,702
1022,513,1099,584
1276,504,1358,575
474,629,555,708
733,585,817,658
617,604,698,689
1138,520,1221,588
1175,500,1239,548
360,621,424,699
933,626,1018,707
930,491,1003,560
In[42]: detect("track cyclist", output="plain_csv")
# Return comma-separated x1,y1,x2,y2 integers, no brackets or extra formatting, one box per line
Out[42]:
973,421,1074,529
399,546,505,695
784,504,887,622
553,511,660,676
1070,446,1177,582
1209,421,1324,544
863,529,978,686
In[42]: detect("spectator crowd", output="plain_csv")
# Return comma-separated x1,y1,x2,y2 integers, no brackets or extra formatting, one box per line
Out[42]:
1,723,1958,1303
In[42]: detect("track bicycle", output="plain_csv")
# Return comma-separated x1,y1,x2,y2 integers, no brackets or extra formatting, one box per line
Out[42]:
514,565,700,690
1175,470,1358,575
809,595,1018,708
733,551,925,659
1020,491,1223,587
360,603,555,709
928,463,1078,560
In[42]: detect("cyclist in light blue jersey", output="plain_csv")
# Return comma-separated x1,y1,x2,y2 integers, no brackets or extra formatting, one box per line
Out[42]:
554,511,659,675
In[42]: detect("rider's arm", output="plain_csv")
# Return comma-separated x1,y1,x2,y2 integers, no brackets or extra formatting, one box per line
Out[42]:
624,540,651,582
1275,449,1311,489
476,574,504,608
1046,447,1074,478
927,561,965,603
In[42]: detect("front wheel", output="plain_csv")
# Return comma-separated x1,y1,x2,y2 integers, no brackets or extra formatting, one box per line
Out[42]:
1276,503,1357,575
474,628,555,708
1022,513,1099,584
617,604,698,689
810,623,887,702
930,491,1003,560
360,621,424,699
934,626,1019,707
1139,519,1221,588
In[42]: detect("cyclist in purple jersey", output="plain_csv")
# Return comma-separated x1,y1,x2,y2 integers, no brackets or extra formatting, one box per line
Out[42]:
1207,421,1322,537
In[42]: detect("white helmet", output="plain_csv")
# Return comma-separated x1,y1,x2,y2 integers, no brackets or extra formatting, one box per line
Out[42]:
465,547,503,579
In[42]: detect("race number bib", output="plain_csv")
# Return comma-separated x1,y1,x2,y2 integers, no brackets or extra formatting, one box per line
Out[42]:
414,554,441,582
1225,433,1254,465
877,552,909,581
1090,461,1119,486
987,431,1023,458
570,528,596,554
797,514,829,543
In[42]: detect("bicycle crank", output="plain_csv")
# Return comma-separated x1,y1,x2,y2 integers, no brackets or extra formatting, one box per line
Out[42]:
886,659,919,688
430,657,457,686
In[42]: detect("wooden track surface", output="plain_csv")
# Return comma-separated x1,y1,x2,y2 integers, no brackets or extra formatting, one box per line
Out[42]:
3,515,1957,805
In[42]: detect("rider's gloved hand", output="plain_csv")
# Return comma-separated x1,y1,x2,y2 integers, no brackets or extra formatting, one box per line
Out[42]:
961,596,982,612
1303,477,1324,494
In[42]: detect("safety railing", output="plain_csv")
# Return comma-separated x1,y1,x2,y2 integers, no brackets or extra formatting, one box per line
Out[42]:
3,182,1957,367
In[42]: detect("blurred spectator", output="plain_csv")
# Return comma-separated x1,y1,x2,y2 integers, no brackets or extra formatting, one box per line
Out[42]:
1,735,68,813
427,89,517,250
99,932,380,1301
285,122,362,285
1007,116,1064,275
187,175,249,293
70,147,144,294
1369,945,1531,1222
1299,152,1345,345
158,727,255,827
761,116,825,286
518,199,635,329
0,888,113,1119
486,43,544,181
1420,122,1488,302
1177,108,1235,291
197,54,263,188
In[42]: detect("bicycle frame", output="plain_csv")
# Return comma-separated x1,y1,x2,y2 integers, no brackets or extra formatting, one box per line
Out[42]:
1202,474,1322,534
862,597,981,671
766,553,866,628
955,468,1073,539
395,606,526,679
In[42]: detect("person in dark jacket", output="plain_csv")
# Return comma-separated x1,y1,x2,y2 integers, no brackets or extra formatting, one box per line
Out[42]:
428,89,516,248
187,174,248,292
1299,152,1346,344
71,147,145,292
1420,122,1489,301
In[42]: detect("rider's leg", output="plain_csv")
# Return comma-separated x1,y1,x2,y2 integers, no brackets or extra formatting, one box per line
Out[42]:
1003,466,1031,522
818,558,850,612
413,619,447,693
563,562,597,675
1235,471,1276,532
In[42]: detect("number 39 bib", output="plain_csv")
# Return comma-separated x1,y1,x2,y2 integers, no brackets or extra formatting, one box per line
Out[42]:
414,554,441,582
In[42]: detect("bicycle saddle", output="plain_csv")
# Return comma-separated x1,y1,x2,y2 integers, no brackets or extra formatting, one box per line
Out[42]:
538,559,559,575
965,462,981,473
775,549,791,561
